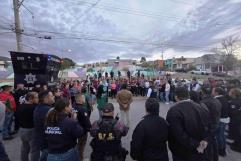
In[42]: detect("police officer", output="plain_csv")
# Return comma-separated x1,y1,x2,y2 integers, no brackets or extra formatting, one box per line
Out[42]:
228,88,241,152
45,98,84,161
90,103,129,161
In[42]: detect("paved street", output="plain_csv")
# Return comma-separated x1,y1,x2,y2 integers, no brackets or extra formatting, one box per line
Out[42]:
3,97,241,161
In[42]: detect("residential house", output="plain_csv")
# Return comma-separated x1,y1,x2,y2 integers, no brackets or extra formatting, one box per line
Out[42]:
164,59,173,70
172,57,195,70
154,59,164,69
146,60,164,69
194,54,224,72
107,59,136,70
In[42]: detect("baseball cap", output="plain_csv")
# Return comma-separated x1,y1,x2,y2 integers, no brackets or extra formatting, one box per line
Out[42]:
102,103,114,113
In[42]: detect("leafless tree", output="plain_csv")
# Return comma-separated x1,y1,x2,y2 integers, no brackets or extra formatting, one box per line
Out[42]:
212,36,240,72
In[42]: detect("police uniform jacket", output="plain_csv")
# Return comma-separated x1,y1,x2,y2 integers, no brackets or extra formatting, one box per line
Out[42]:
45,113,83,154
90,116,128,154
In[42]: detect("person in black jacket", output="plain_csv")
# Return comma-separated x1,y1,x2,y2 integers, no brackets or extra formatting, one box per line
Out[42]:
18,92,39,161
212,87,230,156
45,98,84,161
110,70,114,79
72,94,91,161
166,87,211,161
228,88,241,152
130,98,169,161
33,90,55,161
200,87,222,161
13,83,28,133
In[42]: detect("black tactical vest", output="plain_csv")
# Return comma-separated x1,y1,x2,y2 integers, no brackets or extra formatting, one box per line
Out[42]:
91,118,121,154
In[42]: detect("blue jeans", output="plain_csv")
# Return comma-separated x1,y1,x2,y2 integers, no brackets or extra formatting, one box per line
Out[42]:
159,92,165,102
165,91,170,103
0,140,9,161
169,92,175,102
47,148,79,161
216,122,226,151
2,112,14,138
40,149,48,161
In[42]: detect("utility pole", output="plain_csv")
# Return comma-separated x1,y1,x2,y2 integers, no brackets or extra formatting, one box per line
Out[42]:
13,0,23,52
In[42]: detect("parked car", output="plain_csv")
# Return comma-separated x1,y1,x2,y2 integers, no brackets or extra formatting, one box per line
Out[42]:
212,72,230,77
191,70,210,75
175,68,188,73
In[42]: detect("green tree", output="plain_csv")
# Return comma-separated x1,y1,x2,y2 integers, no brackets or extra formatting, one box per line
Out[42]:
60,58,76,70
116,56,120,60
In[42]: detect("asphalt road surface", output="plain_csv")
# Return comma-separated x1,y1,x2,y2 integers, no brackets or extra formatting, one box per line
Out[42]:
4,97,241,161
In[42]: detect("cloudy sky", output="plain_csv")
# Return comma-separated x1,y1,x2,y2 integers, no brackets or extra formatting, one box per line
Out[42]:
1,0,241,63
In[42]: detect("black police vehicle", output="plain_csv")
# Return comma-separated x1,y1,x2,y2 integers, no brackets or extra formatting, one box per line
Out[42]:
10,51,61,89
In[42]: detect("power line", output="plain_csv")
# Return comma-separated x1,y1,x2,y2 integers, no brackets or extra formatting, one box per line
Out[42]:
0,32,15,35
2,20,240,52
2,22,233,52
4,26,233,55
78,0,101,18
169,0,195,6
0,17,13,25
18,29,219,50
51,0,241,29
52,0,194,23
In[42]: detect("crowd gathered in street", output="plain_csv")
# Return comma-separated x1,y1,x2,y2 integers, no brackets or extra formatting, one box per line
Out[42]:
0,71,241,161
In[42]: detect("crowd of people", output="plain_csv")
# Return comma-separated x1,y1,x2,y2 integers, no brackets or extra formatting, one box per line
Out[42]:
0,73,240,161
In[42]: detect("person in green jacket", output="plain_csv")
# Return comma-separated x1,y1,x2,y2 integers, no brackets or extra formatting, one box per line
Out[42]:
96,84,107,120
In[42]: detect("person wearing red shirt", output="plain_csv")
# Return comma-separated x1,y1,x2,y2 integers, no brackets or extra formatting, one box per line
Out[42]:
0,84,16,140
